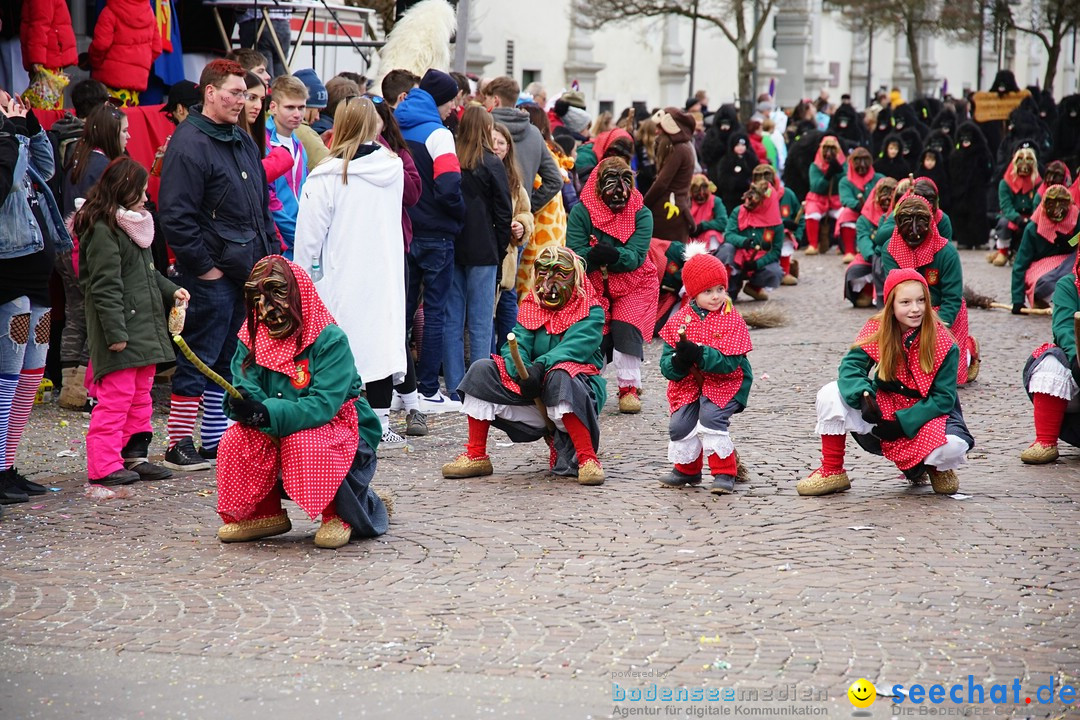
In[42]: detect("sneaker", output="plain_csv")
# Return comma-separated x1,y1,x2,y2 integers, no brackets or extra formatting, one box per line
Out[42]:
390,391,404,411
405,409,428,436
8,467,46,495
90,468,140,486
198,445,218,467
380,427,408,450
163,438,212,472
0,468,30,504
419,392,462,414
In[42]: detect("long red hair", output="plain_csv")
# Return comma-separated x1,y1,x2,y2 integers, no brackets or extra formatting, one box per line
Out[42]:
853,280,942,381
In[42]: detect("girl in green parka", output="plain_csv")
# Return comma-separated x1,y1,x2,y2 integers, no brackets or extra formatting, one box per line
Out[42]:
77,157,188,486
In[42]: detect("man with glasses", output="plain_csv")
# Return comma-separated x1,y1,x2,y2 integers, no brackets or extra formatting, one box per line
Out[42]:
159,59,276,471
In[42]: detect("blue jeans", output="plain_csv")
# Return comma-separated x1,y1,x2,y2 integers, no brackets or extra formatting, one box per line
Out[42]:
0,297,49,373
443,264,497,397
406,236,455,397
172,275,246,398
492,286,519,355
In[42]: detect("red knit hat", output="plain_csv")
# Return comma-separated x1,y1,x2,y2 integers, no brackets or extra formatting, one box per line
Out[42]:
883,268,928,300
682,242,729,298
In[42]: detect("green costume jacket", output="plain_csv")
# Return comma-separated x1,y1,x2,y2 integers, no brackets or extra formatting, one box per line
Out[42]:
658,303,753,407
500,304,608,411
80,220,181,382
227,325,382,452
778,187,804,244
881,241,964,327
839,172,884,212
724,211,783,270
1050,274,1078,363
808,161,844,196
1010,220,1080,306
998,179,1040,225
856,215,882,259
838,339,960,439
566,203,653,275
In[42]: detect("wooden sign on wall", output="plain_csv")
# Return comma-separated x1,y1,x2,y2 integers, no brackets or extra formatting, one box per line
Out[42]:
972,90,1032,123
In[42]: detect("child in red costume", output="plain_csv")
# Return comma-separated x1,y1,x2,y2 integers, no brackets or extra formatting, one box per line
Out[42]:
88,0,163,106
659,244,753,494
803,136,845,255
799,269,973,497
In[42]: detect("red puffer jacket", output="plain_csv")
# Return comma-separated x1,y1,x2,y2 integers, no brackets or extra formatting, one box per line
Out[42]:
20,0,79,70
89,0,163,92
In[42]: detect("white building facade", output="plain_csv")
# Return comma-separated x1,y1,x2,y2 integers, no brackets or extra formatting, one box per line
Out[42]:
450,0,1077,113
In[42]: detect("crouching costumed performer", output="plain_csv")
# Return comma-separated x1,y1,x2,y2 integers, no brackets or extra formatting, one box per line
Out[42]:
442,246,608,485
1019,252,1080,464
659,244,752,494
798,269,974,497
566,156,657,414
215,257,390,549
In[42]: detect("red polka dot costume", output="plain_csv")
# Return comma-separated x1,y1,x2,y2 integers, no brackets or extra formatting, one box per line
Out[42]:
804,269,974,490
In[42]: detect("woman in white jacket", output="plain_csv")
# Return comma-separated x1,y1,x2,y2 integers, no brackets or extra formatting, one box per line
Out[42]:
294,97,407,448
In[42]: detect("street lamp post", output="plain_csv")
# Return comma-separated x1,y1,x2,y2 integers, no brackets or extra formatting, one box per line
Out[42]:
689,0,699,97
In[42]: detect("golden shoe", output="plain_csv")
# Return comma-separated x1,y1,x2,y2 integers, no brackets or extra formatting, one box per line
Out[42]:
314,517,352,549
577,458,605,485
618,390,642,414
1020,441,1059,465
796,468,851,496
804,245,819,256
991,251,1007,267
217,512,291,543
853,294,874,308
442,453,494,478
742,285,768,301
985,250,998,263
780,273,798,286
928,468,959,495
965,337,981,382
841,253,855,264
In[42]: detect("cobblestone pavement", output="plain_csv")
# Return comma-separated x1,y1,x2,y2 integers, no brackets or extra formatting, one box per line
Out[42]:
1,249,1077,719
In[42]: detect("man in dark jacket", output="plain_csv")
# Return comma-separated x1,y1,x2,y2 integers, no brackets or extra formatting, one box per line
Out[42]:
395,68,466,413
159,59,275,471
484,76,562,212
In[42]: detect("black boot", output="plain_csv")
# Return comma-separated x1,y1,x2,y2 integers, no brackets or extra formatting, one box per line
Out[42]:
122,432,173,481
0,468,30,504
8,467,46,495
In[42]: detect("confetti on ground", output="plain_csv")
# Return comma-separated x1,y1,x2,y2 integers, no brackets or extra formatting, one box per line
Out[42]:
848,526,875,531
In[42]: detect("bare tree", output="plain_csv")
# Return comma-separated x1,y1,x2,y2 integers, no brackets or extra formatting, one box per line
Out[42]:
828,0,980,97
1006,0,1080,90
573,0,780,116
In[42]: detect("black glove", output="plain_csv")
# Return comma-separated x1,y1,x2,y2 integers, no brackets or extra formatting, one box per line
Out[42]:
783,218,799,232
826,159,843,177
859,392,882,425
517,362,546,400
688,222,700,237
1012,303,1024,315
228,394,270,428
873,418,905,441
588,242,620,267
740,260,757,276
674,338,703,367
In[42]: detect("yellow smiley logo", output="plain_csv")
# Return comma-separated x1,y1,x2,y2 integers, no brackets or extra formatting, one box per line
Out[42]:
848,678,876,708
